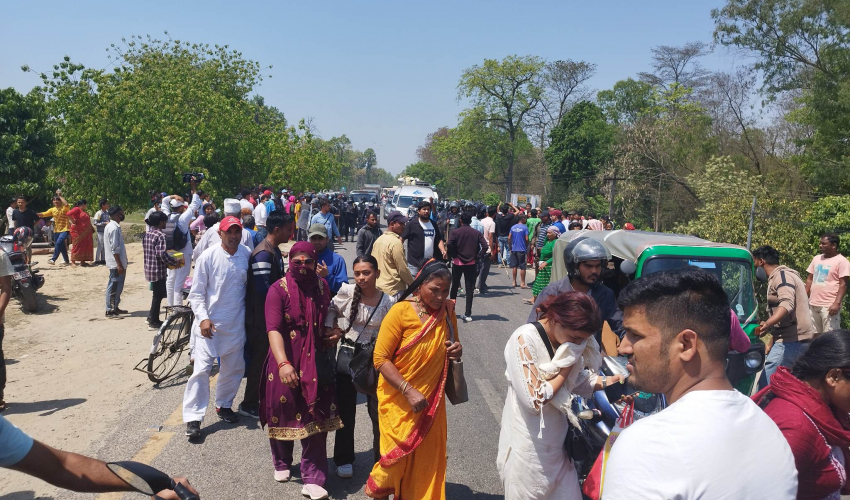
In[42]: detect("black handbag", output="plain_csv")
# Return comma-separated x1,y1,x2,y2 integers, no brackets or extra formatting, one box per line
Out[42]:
315,346,337,386
531,321,601,462
336,293,383,376
349,340,379,395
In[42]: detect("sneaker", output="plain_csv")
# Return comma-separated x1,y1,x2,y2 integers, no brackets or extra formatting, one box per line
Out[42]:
274,469,291,482
461,315,473,323
114,308,129,315
216,407,239,423
474,288,480,295
458,288,465,296
336,464,354,478
301,484,329,499
105,310,122,320
47,259,55,265
147,319,163,331
238,403,260,419
185,421,201,439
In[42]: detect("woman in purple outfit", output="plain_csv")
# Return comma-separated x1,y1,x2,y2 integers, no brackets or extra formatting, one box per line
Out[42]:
261,241,342,500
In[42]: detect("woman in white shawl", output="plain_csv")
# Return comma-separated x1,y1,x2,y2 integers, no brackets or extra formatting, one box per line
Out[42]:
497,291,623,500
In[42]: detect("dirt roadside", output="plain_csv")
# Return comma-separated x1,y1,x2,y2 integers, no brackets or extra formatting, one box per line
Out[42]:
1,242,174,498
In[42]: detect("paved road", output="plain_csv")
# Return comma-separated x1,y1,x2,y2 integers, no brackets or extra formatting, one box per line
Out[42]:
60,234,531,500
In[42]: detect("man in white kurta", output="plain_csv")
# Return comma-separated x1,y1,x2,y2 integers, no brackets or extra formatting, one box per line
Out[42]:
193,198,254,260
182,216,251,439
165,181,203,306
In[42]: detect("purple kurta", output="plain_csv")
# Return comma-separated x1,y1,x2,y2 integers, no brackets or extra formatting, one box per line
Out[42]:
260,277,342,440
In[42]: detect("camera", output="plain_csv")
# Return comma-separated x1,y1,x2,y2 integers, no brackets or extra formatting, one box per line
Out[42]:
182,173,205,183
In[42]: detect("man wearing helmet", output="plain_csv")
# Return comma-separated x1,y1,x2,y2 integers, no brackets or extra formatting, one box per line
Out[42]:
527,236,625,341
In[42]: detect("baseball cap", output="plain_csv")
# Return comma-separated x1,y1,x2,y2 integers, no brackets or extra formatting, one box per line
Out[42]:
387,211,409,225
540,210,550,218
263,190,272,196
308,223,328,239
169,198,184,208
220,215,243,232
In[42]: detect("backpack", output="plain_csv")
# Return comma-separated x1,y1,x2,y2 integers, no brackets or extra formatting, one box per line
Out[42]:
164,217,188,251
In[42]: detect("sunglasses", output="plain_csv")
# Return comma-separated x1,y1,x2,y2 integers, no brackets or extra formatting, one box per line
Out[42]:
291,258,315,266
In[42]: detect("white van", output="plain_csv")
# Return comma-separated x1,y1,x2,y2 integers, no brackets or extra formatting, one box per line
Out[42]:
386,185,437,219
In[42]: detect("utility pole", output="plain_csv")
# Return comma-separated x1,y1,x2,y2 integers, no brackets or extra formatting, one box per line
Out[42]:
654,176,662,232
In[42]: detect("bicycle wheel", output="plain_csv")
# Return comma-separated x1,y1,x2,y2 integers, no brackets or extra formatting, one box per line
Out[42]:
147,310,191,383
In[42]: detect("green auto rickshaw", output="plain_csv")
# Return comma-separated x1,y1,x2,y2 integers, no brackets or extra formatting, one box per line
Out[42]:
550,229,766,395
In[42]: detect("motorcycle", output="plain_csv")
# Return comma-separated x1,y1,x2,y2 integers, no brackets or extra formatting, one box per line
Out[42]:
107,461,199,499
0,230,44,313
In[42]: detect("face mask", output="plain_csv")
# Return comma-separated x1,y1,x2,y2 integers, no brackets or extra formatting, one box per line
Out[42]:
755,266,768,283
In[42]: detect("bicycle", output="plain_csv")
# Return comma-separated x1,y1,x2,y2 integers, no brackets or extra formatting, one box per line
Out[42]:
135,303,194,384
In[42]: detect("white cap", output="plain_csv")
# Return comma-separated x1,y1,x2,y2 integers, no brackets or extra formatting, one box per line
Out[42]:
169,199,183,208
223,198,241,215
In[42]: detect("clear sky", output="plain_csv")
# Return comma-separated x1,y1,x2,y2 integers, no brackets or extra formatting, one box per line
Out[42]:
1,1,736,175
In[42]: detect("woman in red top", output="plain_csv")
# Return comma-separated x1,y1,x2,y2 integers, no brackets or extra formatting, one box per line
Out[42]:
754,330,850,500
66,200,94,266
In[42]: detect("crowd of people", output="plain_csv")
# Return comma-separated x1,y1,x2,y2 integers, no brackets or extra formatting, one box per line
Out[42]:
0,181,849,500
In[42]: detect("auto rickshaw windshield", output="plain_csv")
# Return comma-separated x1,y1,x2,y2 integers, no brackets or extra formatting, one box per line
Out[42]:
641,257,757,326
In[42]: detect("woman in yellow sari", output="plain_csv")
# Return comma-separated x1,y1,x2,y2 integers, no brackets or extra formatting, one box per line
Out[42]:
366,259,463,500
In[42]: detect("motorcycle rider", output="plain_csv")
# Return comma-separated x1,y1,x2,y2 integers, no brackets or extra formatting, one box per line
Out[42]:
528,237,626,343
444,201,461,242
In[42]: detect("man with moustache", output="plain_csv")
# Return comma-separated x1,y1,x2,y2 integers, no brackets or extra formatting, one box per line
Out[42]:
601,269,797,499
528,237,625,340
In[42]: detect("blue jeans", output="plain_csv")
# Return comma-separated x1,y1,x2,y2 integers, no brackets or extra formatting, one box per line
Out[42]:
105,268,126,312
759,340,809,388
498,236,509,264
52,231,69,263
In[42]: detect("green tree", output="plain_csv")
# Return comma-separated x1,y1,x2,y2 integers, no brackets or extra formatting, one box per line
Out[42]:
545,101,614,197
597,78,659,125
712,0,850,192
360,148,377,184
458,55,545,198
30,35,335,210
0,87,54,204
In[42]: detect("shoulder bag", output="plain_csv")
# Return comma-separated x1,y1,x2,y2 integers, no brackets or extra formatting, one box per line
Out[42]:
445,314,469,405
347,293,385,395
531,321,601,464
336,292,383,376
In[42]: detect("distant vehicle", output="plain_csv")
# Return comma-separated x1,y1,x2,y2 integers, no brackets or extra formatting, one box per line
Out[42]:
349,190,378,204
386,185,437,219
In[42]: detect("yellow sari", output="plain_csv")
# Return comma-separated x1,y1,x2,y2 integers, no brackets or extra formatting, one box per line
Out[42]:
366,300,458,500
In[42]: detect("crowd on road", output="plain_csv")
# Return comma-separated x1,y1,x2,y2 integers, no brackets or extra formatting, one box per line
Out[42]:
1,179,849,500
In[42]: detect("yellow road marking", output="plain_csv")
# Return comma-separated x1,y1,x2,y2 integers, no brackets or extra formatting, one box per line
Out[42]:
95,373,218,500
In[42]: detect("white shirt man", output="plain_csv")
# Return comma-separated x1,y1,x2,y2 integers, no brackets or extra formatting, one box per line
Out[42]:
165,191,202,306
253,200,268,228
182,216,251,439
193,199,255,260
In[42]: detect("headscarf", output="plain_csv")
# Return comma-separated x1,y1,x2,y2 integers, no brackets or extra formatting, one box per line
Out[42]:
286,241,330,413
587,219,605,231
398,259,450,303
547,225,561,237
285,196,296,214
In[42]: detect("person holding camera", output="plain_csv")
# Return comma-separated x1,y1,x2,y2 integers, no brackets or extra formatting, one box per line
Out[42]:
165,177,202,306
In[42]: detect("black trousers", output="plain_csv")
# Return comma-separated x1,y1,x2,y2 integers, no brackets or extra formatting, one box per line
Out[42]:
0,325,5,400
477,256,492,292
148,278,167,323
334,372,380,466
450,263,478,317
242,325,270,410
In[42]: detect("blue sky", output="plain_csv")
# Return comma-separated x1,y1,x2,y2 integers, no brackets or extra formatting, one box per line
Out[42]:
1,1,737,175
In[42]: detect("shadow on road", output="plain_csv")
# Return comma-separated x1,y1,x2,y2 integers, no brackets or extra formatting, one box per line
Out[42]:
0,491,54,500
1,397,86,416
473,314,509,322
446,483,503,499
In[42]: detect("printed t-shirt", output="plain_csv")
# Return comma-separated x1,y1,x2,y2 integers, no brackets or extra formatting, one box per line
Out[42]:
807,254,850,307
421,219,435,261
510,223,528,252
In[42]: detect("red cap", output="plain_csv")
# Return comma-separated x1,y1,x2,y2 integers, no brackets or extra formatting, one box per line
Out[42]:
263,190,272,196
220,215,243,232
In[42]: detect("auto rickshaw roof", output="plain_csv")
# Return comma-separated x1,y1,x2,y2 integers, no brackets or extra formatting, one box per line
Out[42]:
550,229,749,282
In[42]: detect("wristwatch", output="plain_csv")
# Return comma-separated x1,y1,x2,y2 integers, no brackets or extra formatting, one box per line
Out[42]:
602,375,608,388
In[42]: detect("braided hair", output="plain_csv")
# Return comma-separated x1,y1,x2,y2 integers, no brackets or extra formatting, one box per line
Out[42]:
342,255,380,334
